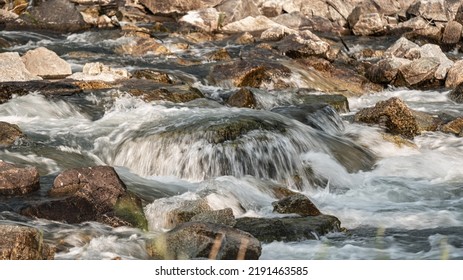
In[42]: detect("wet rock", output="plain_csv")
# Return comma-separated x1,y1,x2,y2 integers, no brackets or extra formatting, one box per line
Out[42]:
448,82,463,102
208,60,291,89
406,0,459,22
190,208,236,227
366,57,411,84
166,199,212,229
73,80,114,90
234,215,341,243
14,0,90,32
442,21,462,45
395,57,440,88
0,161,40,196
216,0,261,25
226,88,256,108
21,166,148,230
412,110,441,132
354,97,420,139
445,61,463,89
269,186,298,199
275,30,331,60
235,32,255,44
440,117,463,136
0,225,54,260
21,47,72,79
114,36,169,56
206,48,232,61
272,193,322,217
0,52,41,82
139,0,222,15
129,85,204,103
0,122,26,147
297,91,350,113
68,62,130,82
148,222,261,260
0,81,83,104
132,70,173,84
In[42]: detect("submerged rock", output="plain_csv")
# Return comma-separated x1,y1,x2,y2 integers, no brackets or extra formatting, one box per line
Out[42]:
0,52,41,82
355,97,420,139
129,85,204,103
272,193,322,217
21,47,72,79
234,215,341,243
147,222,261,260
226,87,257,108
0,161,40,196
132,70,173,84
0,225,55,260
0,122,26,147
0,81,83,104
21,166,148,230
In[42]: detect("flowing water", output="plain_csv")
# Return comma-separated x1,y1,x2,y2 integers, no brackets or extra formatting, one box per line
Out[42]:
1,30,462,260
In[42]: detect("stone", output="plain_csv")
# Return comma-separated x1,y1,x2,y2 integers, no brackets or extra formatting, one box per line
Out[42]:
235,32,255,44
132,70,173,84
0,81,83,104
448,82,463,102
179,8,222,32
190,208,236,226
440,117,463,136
261,1,283,18
129,85,204,103
0,52,42,82
260,26,297,41
385,37,420,59
139,0,222,15
352,12,387,36
0,161,40,196
0,225,54,260
166,199,212,229
226,88,257,108
445,60,463,88
68,62,129,82
419,44,453,80
215,0,261,25
222,15,285,33
234,215,341,243
407,0,459,22
206,48,232,61
114,36,170,56
442,21,463,44
21,47,72,79
354,97,420,139
366,57,411,84
0,122,26,147
274,30,331,60
147,222,261,260
272,193,322,216
395,57,440,87
21,166,148,230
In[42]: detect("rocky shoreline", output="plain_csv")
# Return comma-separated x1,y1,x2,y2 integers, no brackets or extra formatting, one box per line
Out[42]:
1,0,463,259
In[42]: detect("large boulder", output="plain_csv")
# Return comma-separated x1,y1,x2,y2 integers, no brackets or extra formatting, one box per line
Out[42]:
394,57,440,88
21,47,72,79
385,37,420,59
442,21,463,45
139,0,222,15
272,193,322,216
366,57,411,84
21,166,148,230
0,225,55,260
190,208,236,226
0,161,40,196
0,52,42,82
234,215,341,243
0,122,26,147
354,97,420,139
351,12,388,36
147,222,261,260
445,60,463,88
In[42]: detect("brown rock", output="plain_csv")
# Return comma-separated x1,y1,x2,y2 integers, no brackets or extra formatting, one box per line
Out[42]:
114,37,169,56
129,85,204,103
0,225,55,260
166,199,212,229
226,88,256,108
352,13,387,36
0,121,26,147
139,0,222,15
394,57,440,88
132,70,173,84
272,193,322,217
0,161,40,196
440,117,463,136
445,61,463,89
21,47,72,79
190,208,236,227
354,97,420,139
366,57,411,84
0,81,83,104
442,21,462,45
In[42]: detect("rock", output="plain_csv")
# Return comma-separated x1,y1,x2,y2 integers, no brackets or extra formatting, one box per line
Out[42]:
139,0,222,15
442,21,462,45
445,60,463,88
0,225,54,260
260,25,297,41
234,215,341,243
366,57,411,84
419,44,453,80
208,60,291,89
0,81,83,104
235,32,255,44
385,37,420,59
15,0,90,32
206,48,232,61
0,52,42,82
455,3,463,25
222,15,285,33
352,12,387,36
0,161,40,196
226,88,257,108
412,110,441,132
21,47,72,79
114,36,170,56
395,57,440,88
0,122,26,147
272,193,322,216
260,1,283,18
354,97,420,139
179,8,222,32
68,62,129,82
275,30,332,60
448,82,463,102
215,0,261,25
21,166,148,230
190,208,236,226
407,0,459,22
166,199,212,229
132,70,173,84
147,222,261,260
129,85,204,103
347,0,402,30
440,117,463,136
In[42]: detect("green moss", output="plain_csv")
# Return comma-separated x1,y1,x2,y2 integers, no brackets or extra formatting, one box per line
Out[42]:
114,192,148,231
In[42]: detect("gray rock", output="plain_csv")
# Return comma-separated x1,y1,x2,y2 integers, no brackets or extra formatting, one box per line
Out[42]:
407,0,460,22
0,161,40,196
215,0,261,25
442,21,463,44
190,208,236,226
352,12,387,36
166,199,212,228
395,57,440,87
448,82,463,102
272,193,322,216
22,47,72,79
366,57,411,84
0,52,42,82
385,37,420,59
419,44,453,80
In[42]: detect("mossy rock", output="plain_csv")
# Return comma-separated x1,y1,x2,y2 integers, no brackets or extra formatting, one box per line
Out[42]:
114,192,148,231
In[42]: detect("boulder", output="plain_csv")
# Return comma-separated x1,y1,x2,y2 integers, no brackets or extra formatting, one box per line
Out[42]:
440,117,463,136
234,215,341,243
448,82,463,102
0,225,54,260
0,161,40,196
366,57,411,84
0,81,83,104
274,30,332,60
295,92,349,114
147,222,261,260
354,97,420,139
128,85,204,103
226,88,257,108
139,0,222,15
0,52,42,82
68,62,130,82
351,12,388,36
21,166,148,230
0,122,26,147
445,60,463,88
412,110,441,132
347,0,402,29
114,36,170,56
419,44,453,80
215,0,261,25
166,199,212,229
455,3,463,25
260,25,297,41
442,21,463,45
260,1,283,18
21,47,72,79
190,208,236,226
179,8,222,32
272,193,322,216
221,15,285,33
395,57,440,88
385,37,420,59
406,0,460,22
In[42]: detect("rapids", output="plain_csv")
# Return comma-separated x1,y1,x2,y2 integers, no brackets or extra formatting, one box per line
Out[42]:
0,30,462,259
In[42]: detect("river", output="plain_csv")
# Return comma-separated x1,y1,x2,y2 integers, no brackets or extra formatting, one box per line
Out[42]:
0,29,462,260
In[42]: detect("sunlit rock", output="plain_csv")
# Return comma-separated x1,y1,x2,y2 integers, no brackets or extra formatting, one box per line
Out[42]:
0,225,55,260
22,47,72,79
0,161,39,196
445,60,463,89
0,122,26,148
0,52,42,82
